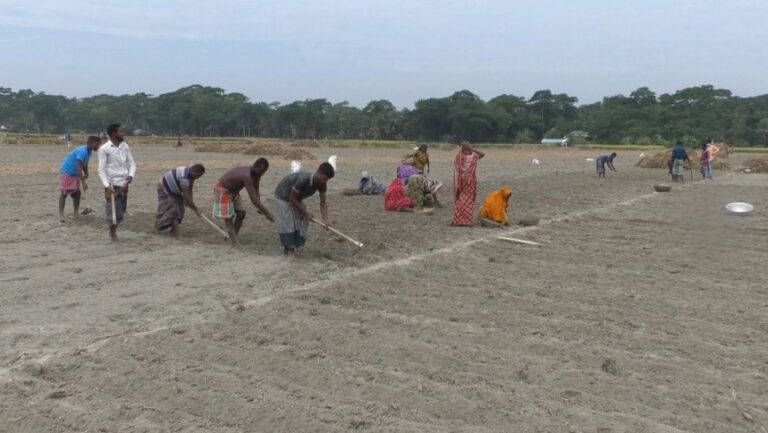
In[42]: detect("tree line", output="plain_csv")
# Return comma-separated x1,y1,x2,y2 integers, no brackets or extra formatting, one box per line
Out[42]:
1,84,767,146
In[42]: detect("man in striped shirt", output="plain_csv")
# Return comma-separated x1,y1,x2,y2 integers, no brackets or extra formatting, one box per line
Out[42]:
156,164,206,240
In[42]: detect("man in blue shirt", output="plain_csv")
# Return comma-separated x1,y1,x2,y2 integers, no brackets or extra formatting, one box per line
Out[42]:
59,136,101,221
670,142,690,182
596,152,617,178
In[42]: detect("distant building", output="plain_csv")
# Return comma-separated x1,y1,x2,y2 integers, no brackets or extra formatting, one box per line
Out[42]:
541,137,569,147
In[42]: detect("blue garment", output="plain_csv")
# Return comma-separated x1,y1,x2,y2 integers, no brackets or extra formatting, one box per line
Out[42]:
59,145,91,176
599,154,612,163
672,146,687,160
105,194,128,224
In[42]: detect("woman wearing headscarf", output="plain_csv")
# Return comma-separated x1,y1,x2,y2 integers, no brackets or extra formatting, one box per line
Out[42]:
404,174,443,209
478,187,511,226
452,140,484,226
359,171,386,195
396,164,422,186
384,178,415,211
403,144,430,172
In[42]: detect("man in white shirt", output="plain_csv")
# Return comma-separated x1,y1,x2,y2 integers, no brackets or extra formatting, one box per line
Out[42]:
98,123,136,240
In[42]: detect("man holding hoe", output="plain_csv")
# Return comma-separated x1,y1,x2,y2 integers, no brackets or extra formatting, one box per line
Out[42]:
274,162,335,254
98,123,136,241
213,158,275,246
58,135,101,222
156,164,206,240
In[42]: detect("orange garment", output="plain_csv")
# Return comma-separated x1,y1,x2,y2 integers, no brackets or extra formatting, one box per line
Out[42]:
478,187,511,225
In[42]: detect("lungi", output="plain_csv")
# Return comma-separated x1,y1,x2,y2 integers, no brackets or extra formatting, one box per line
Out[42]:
275,198,308,249
213,181,243,220
59,173,81,194
672,158,685,176
156,182,184,231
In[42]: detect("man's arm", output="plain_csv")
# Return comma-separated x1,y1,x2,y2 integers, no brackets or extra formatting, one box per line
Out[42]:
76,160,88,191
245,179,274,221
97,147,110,188
125,145,136,185
180,187,201,216
290,189,313,221
608,161,616,171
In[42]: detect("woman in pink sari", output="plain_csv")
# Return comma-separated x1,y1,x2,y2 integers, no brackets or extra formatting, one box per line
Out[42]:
452,140,484,226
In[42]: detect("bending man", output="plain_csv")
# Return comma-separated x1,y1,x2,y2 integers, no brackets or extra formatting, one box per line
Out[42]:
213,158,274,246
274,162,334,254
156,164,205,240
58,135,101,221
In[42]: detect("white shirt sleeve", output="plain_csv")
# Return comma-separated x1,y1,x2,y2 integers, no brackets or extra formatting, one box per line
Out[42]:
98,145,110,187
125,144,137,178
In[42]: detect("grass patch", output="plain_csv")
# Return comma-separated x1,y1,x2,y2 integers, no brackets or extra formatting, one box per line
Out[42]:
578,144,668,151
734,147,768,153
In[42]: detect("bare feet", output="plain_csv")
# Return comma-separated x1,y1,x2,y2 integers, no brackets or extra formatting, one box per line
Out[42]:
59,213,66,223
109,225,118,241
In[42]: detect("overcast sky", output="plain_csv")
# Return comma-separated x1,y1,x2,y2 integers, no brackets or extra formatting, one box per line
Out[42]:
1,0,766,108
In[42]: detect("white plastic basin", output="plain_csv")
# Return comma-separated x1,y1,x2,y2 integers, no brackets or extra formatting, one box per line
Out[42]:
725,202,754,215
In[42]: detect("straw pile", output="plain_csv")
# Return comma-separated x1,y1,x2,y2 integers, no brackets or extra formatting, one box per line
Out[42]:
195,142,248,153
635,151,729,170
740,157,768,173
196,140,316,161
243,143,316,161
635,152,675,168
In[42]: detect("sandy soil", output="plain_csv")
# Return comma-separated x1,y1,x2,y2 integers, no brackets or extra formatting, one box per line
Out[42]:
1,143,767,432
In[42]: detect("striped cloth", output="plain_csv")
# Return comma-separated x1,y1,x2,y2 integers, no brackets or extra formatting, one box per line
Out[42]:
161,167,191,196
212,181,243,220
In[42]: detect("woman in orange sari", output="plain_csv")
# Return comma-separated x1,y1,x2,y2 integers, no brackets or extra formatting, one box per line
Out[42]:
452,141,484,226
478,187,511,225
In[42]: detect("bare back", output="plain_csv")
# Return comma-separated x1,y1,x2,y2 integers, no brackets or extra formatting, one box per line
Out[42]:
218,166,263,208
219,166,254,193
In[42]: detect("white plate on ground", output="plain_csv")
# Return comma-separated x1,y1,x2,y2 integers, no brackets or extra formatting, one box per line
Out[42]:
725,202,754,215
